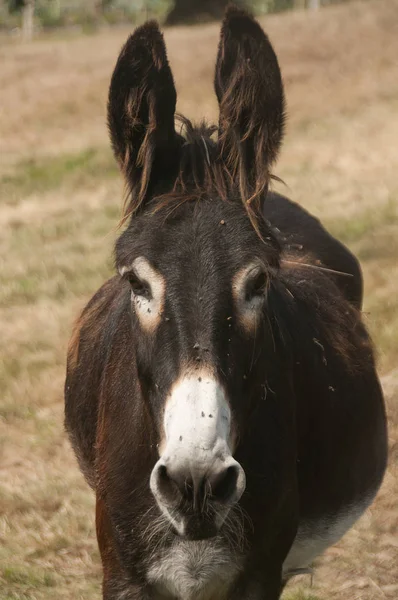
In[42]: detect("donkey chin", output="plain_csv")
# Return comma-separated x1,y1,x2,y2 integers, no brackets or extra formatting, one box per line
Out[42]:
150,446,246,541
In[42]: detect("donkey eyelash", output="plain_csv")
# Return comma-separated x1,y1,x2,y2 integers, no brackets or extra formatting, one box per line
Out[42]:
123,270,151,298
245,271,268,301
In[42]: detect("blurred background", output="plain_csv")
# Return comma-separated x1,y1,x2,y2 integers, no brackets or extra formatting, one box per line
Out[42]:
0,1,397,599
0,1,368,34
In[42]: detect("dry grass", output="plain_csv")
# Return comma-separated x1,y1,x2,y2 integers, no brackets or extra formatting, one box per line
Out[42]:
0,1,397,598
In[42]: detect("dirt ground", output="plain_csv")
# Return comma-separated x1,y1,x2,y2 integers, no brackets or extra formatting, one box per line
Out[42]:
0,1,397,598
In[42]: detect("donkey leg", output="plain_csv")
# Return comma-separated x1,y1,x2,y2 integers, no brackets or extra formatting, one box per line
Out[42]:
97,497,151,600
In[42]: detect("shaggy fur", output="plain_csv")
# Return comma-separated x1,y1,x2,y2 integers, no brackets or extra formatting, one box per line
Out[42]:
65,6,387,600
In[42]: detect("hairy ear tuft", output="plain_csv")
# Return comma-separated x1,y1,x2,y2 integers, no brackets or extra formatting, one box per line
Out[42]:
108,21,179,219
215,6,285,214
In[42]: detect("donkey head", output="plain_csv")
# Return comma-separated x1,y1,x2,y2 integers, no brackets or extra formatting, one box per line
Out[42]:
108,7,286,541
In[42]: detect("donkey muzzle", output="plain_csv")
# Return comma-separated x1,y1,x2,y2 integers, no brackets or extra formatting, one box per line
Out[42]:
150,454,246,539
149,373,246,538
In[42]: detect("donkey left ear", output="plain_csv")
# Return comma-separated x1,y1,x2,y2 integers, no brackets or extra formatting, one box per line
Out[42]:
215,6,285,204
108,21,180,213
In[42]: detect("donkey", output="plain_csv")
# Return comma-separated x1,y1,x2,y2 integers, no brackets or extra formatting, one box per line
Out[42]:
65,7,387,600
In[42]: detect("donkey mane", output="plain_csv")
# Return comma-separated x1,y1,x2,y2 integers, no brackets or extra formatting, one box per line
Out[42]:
118,114,284,237
274,260,374,375
150,117,285,226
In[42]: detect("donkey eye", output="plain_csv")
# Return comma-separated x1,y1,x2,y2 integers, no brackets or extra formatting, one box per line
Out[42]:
125,272,151,298
245,271,267,302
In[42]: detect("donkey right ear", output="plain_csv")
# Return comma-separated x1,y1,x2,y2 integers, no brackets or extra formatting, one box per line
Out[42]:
108,22,179,212
214,7,285,207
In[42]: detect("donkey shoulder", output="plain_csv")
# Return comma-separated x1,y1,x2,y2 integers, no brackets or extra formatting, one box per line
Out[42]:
263,191,363,308
65,275,125,486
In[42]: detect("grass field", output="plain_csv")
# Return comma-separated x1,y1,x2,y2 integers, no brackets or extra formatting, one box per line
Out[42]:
0,1,397,598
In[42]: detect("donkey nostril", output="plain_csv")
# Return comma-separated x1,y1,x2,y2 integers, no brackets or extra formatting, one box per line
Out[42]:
151,459,245,513
211,466,239,503
154,464,182,506
157,464,168,486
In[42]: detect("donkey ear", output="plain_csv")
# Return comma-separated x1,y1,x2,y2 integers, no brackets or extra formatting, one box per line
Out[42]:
108,22,179,213
215,6,285,204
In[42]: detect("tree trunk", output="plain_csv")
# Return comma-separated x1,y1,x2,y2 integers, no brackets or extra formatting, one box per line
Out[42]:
293,0,306,8
308,0,321,10
22,0,34,41
166,0,241,25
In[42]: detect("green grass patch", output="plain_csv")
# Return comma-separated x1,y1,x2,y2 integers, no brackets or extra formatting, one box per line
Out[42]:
1,147,118,205
1,565,56,589
283,590,321,600
2,593,37,600
0,402,36,422
0,258,113,307
326,198,398,246
365,294,398,372
1,200,117,308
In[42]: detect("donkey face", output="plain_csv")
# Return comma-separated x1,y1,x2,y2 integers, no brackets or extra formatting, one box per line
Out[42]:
109,7,285,541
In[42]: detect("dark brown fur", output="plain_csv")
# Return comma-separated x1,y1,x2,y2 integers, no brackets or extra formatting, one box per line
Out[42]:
65,6,387,600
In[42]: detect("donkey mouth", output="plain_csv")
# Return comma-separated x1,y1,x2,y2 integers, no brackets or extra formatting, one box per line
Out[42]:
177,513,219,541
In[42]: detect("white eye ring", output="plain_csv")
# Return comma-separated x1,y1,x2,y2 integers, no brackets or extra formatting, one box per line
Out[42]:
232,262,267,331
119,257,165,332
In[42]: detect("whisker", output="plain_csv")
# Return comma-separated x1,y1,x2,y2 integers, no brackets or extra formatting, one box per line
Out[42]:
218,503,248,554
281,260,354,278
